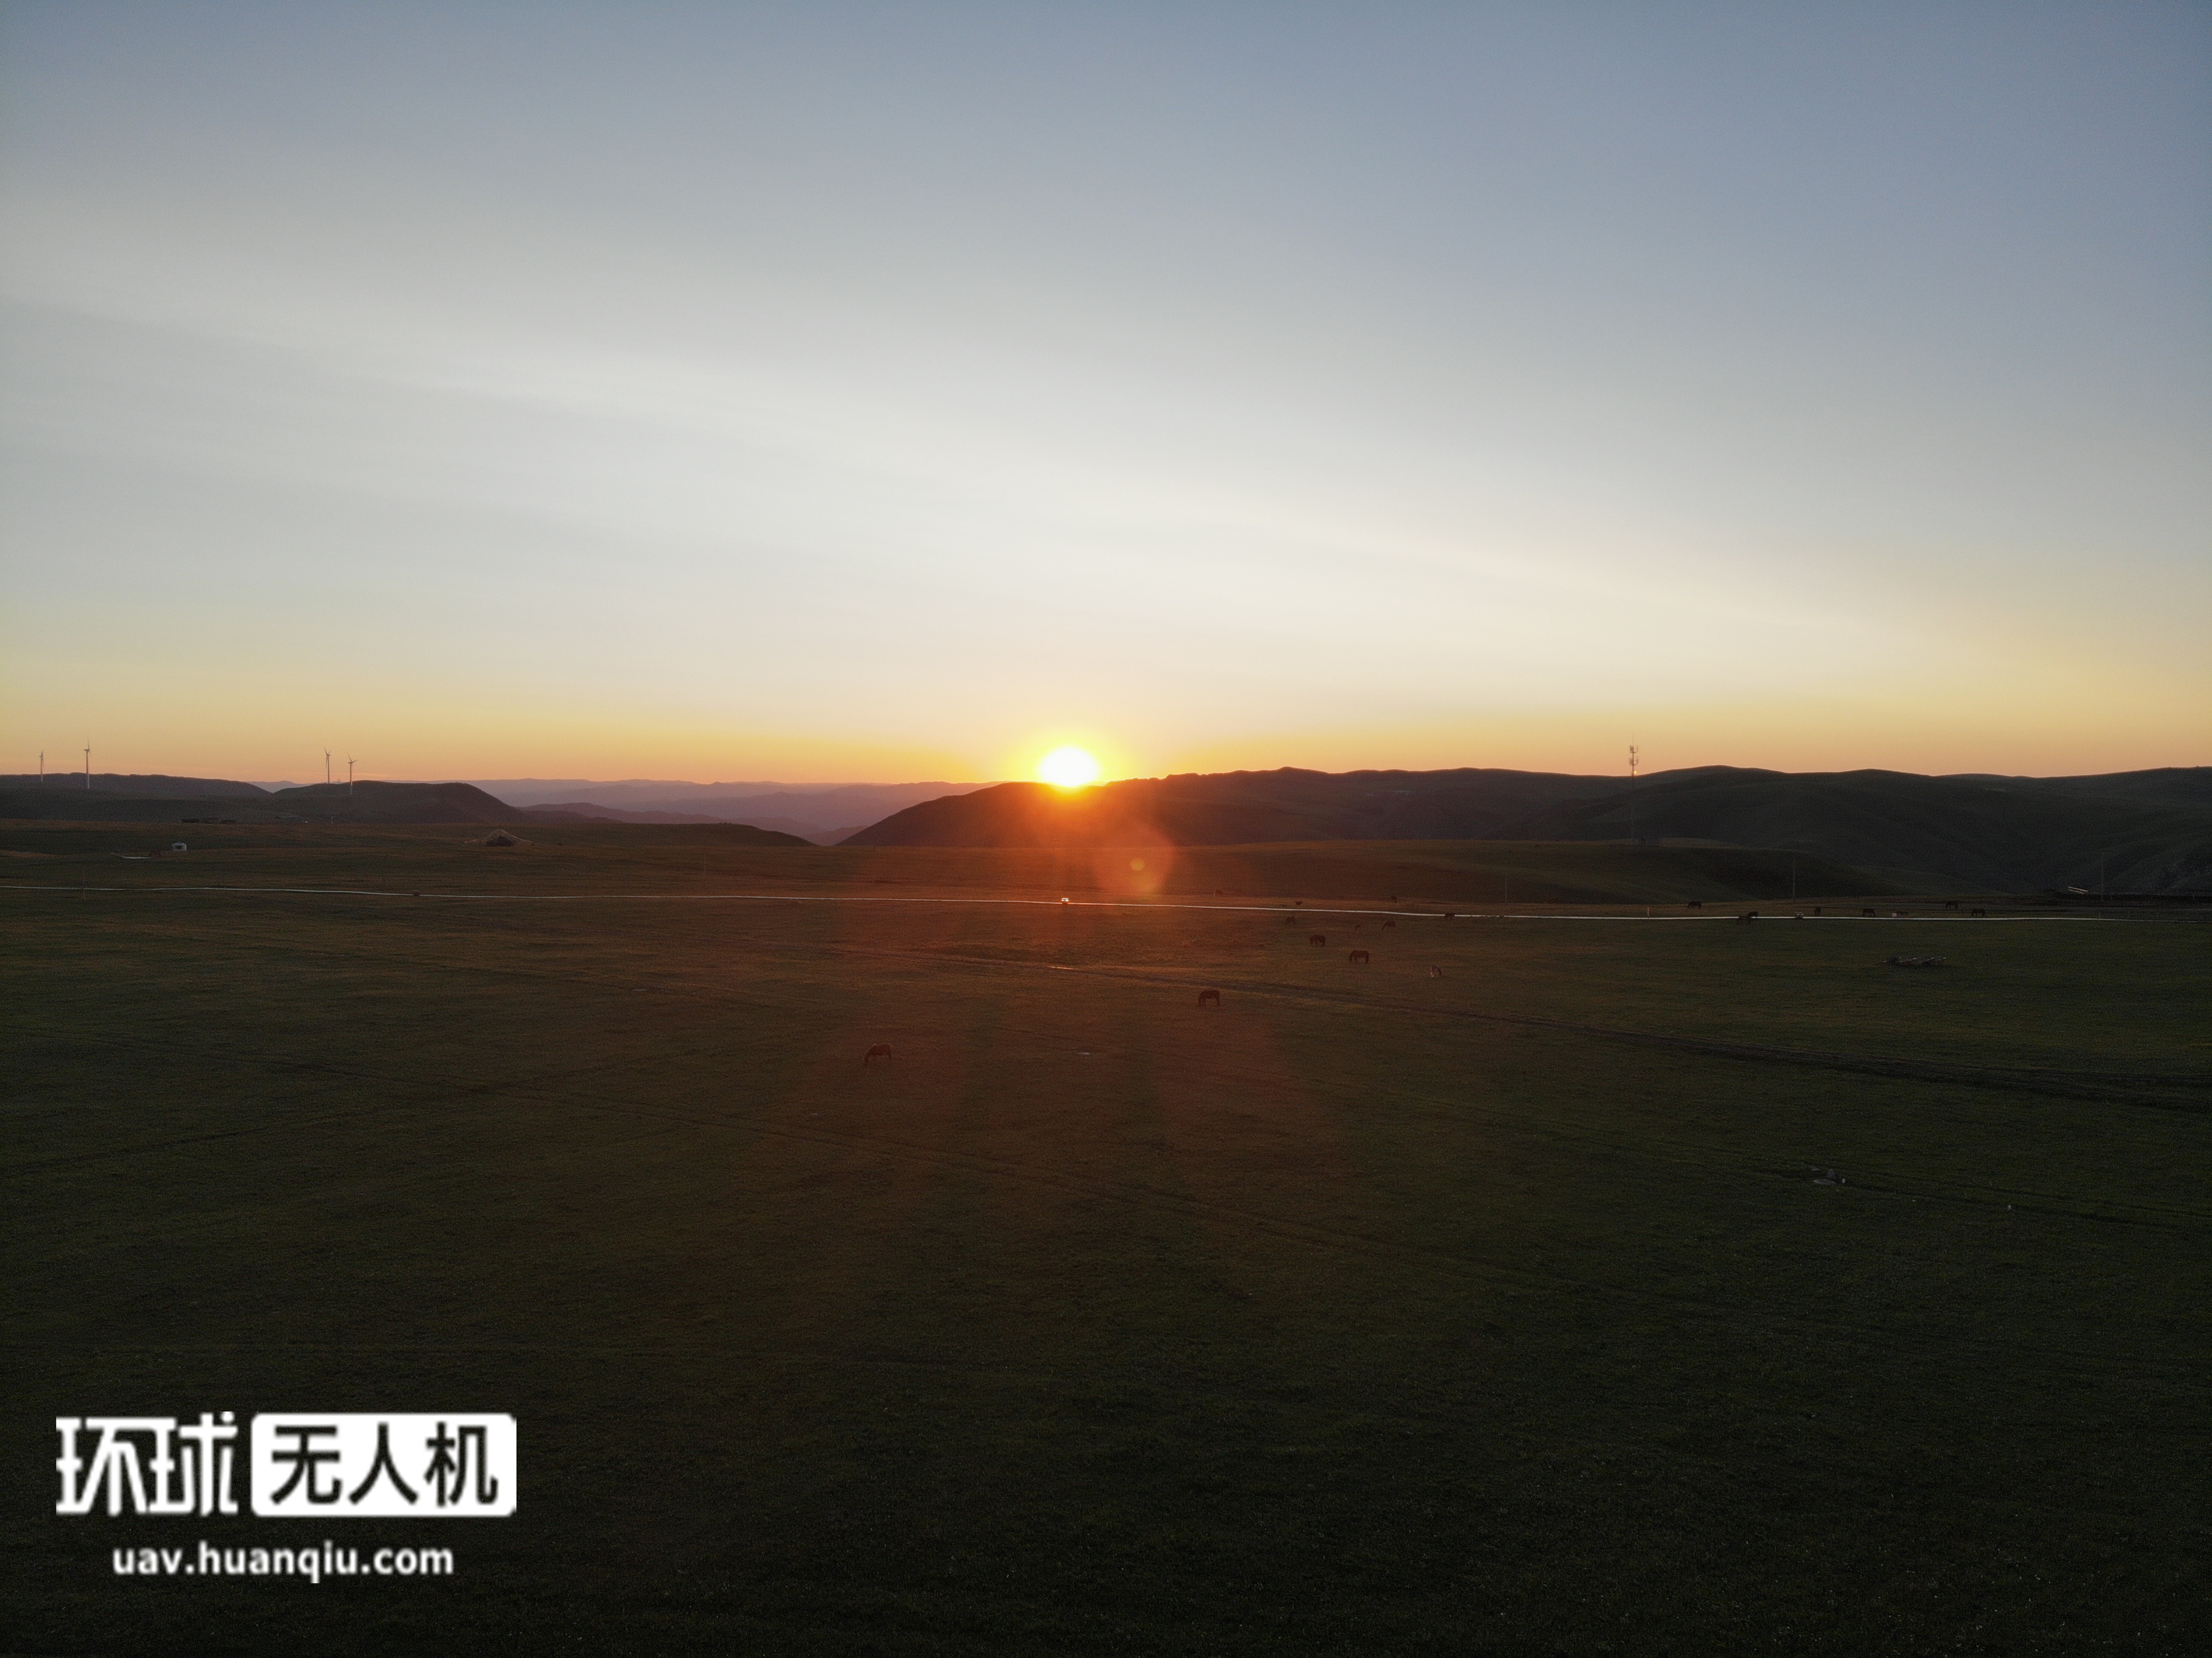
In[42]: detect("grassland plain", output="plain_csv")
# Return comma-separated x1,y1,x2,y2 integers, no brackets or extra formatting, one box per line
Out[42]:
3,831,2205,1655
0,820,1904,905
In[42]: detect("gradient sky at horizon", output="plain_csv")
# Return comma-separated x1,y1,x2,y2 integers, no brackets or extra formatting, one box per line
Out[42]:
3,1,2206,786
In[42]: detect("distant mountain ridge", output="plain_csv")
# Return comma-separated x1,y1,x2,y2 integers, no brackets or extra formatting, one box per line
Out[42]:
0,774,972,840
458,778,986,841
845,765,2212,893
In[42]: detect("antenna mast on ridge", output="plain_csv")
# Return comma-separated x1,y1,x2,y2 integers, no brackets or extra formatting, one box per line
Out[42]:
83,743,91,789
325,750,332,786
347,756,356,797
1627,744,1639,842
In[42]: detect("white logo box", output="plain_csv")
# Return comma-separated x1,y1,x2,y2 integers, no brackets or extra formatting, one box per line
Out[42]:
251,1414,516,1517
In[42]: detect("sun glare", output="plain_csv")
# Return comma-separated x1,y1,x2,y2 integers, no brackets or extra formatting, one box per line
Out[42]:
1037,745,1102,789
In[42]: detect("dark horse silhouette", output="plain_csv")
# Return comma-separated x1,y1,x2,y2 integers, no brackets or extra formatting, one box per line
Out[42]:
1197,989,1221,1008
863,1043,894,1065
1348,949,1371,964
1308,933,1327,946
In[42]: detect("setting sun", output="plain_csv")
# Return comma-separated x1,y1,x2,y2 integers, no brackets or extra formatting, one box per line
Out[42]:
1036,746,1102,789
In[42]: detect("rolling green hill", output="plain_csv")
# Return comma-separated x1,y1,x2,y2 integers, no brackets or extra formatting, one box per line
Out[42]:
0,786,272,823
846,766,2212,893
0,771,272,797
1512,768,2212,893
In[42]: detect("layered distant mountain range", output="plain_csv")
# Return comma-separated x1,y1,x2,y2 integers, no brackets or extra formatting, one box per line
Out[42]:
3,765,2205,892
0,777,813,844
457,779,986,842
0,775,978,844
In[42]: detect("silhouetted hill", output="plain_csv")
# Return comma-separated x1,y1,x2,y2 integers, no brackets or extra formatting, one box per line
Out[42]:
0,773,272,797
844,765,2212,893
467,778,984,832
268,782,527,823
1992,768,2212,808
845,768,1634,849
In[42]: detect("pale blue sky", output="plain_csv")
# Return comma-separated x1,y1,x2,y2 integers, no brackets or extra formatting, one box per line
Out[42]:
3,2,2206,783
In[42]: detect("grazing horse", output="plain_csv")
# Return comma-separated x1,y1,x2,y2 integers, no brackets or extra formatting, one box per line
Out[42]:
1428,965,1445,978
1687,899,1703,909
1382,919,1396,929
1970,907,1988,917
1308,933,1327,946
1738,911,1758,924
863,1043,894,1065
1944,899,1960,910
1348,949,1371,964
1197,988,1221,1008
1862,908,1877,917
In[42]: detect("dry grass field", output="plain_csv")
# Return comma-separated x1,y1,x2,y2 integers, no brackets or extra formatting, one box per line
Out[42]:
4,828,2206,1654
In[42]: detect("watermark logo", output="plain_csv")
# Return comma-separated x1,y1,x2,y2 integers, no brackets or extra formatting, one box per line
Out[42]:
253,1416,513,1517
56,1414,515,1518
55,1414,243,1517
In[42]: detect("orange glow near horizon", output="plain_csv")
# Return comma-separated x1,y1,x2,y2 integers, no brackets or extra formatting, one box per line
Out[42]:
1036,746,1103,789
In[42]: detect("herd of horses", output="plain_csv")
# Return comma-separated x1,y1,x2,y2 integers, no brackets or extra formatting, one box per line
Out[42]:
863,891,2001,1057
864,909,1439,1057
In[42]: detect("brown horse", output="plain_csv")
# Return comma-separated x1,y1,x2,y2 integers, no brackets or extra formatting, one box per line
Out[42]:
1348,949,1371,964
1428,965,1444,978
863,1043,894,1065
1197,989,1221,1008
1308,933,1327,946
1382,919,1396,929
